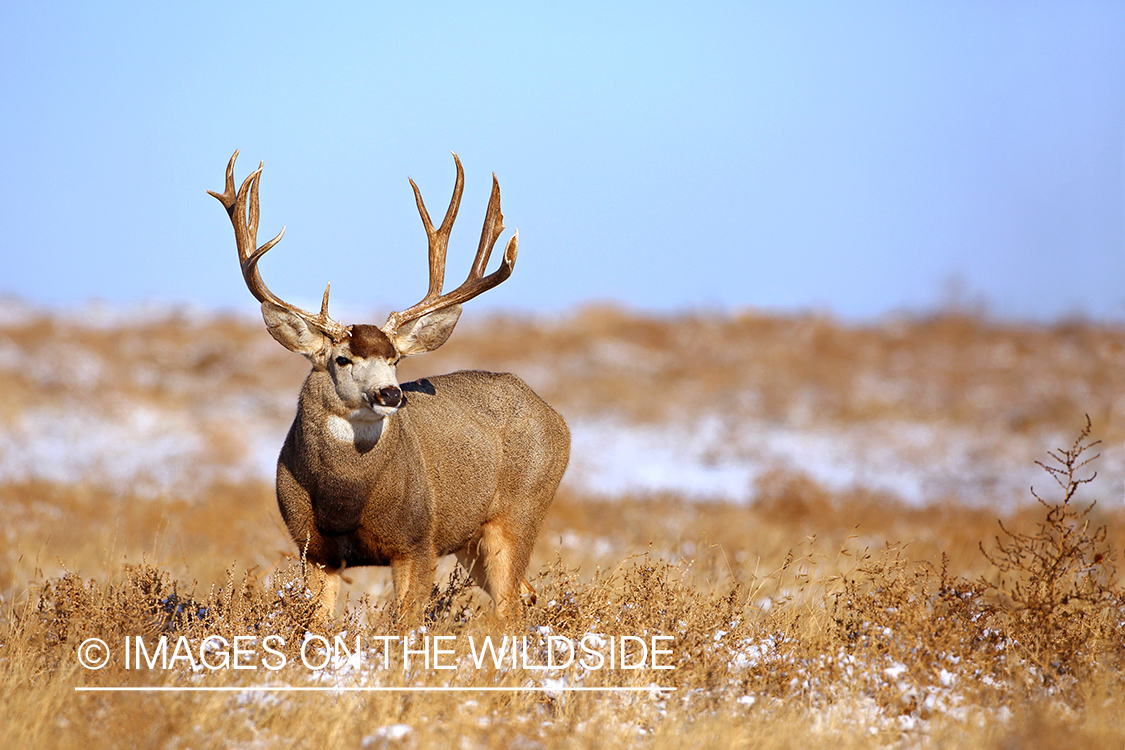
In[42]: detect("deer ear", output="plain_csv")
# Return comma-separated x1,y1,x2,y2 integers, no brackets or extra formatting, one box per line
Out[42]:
261,301,331,363
391,305,462,357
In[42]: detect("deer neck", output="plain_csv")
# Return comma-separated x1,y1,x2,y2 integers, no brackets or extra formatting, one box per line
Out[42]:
326,412,385,447
300,370,395,453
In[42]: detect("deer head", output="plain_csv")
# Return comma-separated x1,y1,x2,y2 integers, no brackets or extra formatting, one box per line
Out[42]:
209,151,519,420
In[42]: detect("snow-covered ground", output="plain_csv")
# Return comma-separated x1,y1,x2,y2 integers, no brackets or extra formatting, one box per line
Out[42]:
1,298,1120,508
2,400,1120,508
567,416,1124,507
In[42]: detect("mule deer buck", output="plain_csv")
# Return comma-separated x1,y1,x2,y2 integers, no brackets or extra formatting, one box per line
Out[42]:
210,151,569,624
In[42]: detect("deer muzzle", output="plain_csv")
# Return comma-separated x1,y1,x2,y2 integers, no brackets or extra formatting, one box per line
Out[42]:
367,385,402,409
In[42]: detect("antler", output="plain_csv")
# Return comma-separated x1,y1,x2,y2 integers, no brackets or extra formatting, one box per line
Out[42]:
209,151,348,341
381,153,519,335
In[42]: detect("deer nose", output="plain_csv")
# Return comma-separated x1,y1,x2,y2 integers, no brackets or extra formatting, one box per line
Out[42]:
372,385,402,408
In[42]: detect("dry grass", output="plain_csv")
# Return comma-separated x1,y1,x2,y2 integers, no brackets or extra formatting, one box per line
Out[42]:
429,306,1125,437
1,303,1124,748
5,303,1122,435
3,449,1124,749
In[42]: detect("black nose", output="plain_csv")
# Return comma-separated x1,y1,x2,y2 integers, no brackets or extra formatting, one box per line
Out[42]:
374,385,402,408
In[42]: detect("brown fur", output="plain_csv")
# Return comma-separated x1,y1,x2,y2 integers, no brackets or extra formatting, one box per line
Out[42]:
277,368,570,624
347,324,397,360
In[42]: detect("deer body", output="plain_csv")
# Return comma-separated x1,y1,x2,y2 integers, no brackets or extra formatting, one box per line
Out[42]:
278,369,568,617
211,152,569,622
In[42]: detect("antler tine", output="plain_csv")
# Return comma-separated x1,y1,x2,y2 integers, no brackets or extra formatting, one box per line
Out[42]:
210,151,347,340
383,158,518,335
472,173,505,279
408,152,465,302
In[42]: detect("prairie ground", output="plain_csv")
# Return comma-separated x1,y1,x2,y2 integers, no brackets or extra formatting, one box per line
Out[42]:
1,299,1123,748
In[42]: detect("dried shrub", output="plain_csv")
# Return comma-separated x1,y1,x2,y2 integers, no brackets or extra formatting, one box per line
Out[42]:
978,416,1123,687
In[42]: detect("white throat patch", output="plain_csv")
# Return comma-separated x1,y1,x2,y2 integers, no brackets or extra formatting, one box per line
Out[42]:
327,413,385,446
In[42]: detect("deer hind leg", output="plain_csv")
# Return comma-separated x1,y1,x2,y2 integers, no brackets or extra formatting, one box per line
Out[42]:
456,517,539,620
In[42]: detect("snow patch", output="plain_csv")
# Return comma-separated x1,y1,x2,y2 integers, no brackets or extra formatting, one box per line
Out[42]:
565,416,1124,507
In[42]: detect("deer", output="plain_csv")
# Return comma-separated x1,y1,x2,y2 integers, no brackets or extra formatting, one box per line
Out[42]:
209,151,570,625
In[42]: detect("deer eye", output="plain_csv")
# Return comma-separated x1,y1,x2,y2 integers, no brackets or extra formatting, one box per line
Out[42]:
335,356,352,367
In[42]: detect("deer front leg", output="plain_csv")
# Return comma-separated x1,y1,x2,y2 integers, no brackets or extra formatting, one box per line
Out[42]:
306,562,342,623
390,551,436,627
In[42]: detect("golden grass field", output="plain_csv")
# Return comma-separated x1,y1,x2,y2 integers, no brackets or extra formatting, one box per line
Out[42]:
1,300,1124,748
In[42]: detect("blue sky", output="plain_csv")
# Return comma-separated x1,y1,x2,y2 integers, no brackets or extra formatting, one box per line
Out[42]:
1,2,1122,321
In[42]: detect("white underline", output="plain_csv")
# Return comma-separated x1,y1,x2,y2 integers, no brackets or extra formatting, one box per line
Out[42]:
75,686,675,693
